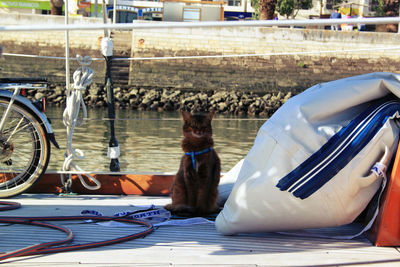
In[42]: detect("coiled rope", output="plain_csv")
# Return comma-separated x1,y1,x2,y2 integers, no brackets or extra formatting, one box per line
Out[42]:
0,201,154,261
0,201,21,211
61,55,101,192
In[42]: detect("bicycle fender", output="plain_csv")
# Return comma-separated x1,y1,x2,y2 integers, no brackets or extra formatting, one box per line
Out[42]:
0,90,59,148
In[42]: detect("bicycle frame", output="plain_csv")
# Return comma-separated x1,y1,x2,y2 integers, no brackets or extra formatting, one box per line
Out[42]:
0,81,59,149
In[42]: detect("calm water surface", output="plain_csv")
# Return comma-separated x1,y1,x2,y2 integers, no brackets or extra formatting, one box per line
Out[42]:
45,106,266,173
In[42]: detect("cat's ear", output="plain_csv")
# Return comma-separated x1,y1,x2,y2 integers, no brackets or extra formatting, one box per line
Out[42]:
181,111,191,121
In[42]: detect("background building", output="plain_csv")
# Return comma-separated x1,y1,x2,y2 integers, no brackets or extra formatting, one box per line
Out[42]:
0,0,383,21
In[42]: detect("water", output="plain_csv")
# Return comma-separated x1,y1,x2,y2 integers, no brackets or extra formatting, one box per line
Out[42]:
45,106,266,173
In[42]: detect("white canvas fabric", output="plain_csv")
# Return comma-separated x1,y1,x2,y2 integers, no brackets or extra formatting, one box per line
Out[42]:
216,72,400,235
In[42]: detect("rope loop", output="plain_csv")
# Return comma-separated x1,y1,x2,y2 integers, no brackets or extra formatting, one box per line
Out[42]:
76,54,92,66
61,55,101,191
72,55,94,92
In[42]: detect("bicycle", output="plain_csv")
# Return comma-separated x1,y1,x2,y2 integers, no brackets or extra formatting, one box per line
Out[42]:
0,46,59,198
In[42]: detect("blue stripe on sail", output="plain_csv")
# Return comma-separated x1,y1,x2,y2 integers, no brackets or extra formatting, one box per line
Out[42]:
277,100,391,191
276,99,400,199
288,101,393,191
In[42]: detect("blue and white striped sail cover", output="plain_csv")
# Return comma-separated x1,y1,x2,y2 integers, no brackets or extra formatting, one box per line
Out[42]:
277,98,400,199
216,72,400,235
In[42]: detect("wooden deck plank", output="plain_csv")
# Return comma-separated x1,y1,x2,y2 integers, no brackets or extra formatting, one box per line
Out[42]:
1,194,400,266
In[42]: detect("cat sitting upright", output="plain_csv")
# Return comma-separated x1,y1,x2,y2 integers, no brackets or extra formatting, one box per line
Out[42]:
165,111,221,216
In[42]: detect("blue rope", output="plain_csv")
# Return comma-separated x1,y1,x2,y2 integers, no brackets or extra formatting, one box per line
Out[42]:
185,147,213,170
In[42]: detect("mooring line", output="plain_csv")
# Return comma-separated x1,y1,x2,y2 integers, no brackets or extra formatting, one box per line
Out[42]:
4,45,400,62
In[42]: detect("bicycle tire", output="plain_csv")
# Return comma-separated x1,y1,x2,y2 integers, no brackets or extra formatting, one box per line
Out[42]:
0,98,50,197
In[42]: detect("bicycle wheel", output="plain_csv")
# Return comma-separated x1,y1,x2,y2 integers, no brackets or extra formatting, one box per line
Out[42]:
0,98,50,197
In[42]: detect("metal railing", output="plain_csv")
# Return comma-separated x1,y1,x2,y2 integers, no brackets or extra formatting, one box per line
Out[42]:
1,17,400,31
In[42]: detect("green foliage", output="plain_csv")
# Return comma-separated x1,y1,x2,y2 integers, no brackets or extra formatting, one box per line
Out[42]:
331,0,345,8
370,0,385,17
251,0,260,19
276,0,313,18
277,0,295,17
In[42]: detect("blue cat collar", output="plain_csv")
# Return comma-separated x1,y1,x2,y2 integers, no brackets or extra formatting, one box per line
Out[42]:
185,147,213,170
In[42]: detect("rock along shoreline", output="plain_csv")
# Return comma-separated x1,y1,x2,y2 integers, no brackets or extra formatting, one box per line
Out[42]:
31,84,294,117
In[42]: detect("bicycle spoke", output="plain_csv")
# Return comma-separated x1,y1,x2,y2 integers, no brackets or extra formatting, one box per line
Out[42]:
2,120,32,135
0,99,50,196
6,117,31,142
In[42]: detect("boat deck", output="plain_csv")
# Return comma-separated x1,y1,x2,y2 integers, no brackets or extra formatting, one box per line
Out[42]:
1,194,400,266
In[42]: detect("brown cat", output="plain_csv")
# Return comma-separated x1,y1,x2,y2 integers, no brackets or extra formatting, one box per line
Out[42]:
165,111,221,216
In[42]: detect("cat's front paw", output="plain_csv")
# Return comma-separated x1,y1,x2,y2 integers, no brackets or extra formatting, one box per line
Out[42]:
196,206,221,216
165,204,196,217
164,203,175,212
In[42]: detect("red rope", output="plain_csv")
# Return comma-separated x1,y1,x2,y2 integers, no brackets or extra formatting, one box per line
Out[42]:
0,218,74,260
0,201,154,261
0,201,21,211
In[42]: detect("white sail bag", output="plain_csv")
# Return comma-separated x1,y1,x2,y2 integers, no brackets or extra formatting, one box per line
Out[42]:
216,72,400,235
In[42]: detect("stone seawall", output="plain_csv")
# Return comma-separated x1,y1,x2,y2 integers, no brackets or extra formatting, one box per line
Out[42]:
30,84,292,116
1,17,400,113
129,24,400,94
0,29,108,84
1,27,400,94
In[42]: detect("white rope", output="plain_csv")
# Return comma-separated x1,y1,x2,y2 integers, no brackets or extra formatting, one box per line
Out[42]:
61,55,101,191
3,45,400,62
120,46,400,60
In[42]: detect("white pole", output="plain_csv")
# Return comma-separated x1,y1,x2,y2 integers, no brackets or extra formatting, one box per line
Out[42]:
65,0,70,90
94,0,98,17
113,0,117,24
102,0,109,37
